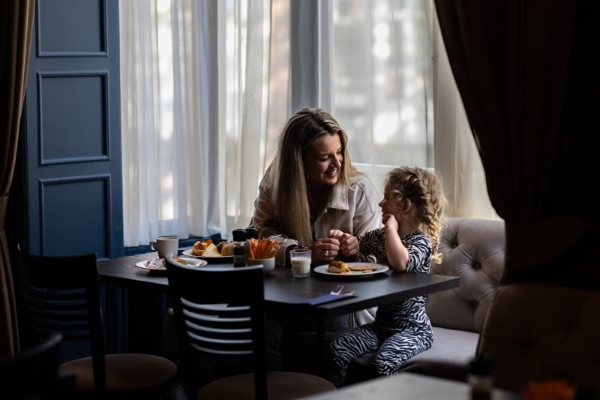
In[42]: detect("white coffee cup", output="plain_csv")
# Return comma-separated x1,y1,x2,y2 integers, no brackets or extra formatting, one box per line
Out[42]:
150,235,179,259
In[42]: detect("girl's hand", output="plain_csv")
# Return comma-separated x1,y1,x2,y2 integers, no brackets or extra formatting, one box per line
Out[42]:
338,233,359,260
329,229,359,260
328,229,344,240
312,237,340,263
382,214,399,232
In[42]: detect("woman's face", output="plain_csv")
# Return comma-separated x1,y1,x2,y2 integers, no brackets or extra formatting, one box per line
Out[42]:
302,133,343,187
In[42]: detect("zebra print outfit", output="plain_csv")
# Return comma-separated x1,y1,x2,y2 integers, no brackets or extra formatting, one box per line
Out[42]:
326,229,434,386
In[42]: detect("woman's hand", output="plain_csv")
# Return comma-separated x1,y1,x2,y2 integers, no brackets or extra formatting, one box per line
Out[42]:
329,229,359,260
311,237,340,263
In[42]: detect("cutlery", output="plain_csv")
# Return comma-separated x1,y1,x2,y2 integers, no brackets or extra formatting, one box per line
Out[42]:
331,285,344,295
330,285,355,297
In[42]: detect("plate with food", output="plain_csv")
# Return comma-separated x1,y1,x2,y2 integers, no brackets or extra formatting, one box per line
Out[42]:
314,261,389,277
181,239,234,264
135,256,207,272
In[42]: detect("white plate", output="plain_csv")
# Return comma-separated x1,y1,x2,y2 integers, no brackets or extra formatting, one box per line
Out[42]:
135,257,207,271
313,262,389,277
181,249,234,264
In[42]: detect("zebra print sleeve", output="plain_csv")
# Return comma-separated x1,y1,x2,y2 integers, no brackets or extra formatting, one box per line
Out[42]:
403,232,432,274
358,228,388,264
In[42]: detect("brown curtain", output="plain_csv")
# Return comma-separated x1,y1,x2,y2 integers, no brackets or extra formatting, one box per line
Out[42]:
433,0,582,284
0,0,35,356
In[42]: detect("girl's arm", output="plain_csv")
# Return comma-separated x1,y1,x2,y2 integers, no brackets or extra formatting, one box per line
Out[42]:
383,214,409,272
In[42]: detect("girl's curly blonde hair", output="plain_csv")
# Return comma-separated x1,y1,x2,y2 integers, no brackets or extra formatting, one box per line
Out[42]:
384,167,448,264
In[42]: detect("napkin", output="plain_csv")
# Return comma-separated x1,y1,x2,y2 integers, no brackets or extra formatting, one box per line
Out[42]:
301,293,356,306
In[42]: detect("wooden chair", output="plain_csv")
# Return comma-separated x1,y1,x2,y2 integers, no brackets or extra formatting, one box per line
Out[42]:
15,249,178,400
164,257,336,400
0,332,63,400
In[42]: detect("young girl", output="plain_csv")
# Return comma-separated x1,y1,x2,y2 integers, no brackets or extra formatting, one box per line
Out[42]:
326,166,447,386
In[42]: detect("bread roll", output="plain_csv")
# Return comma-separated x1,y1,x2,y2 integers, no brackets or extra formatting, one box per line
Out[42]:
220,242,234,256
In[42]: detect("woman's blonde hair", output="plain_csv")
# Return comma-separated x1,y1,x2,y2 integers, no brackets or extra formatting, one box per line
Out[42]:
266,108,360,245
384,167,447,264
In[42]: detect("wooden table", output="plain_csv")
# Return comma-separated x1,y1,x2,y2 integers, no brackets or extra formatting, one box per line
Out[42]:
299,372,520,400
98,253,460,367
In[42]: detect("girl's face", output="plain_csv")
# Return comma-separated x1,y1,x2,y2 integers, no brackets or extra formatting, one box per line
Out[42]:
303,133,343,187
379,191,398,216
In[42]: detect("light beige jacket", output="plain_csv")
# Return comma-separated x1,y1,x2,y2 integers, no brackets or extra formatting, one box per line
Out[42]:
249,173,382,328
249,173,383,266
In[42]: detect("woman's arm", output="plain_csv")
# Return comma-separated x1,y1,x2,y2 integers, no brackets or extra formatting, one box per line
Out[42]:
352,176,384,237
248,179,298,266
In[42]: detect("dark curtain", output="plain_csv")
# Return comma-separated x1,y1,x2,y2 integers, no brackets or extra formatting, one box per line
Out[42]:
433,0,586,285
0,0,35,356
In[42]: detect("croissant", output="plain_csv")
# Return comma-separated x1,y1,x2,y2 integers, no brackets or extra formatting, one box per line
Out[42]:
328,260,352,274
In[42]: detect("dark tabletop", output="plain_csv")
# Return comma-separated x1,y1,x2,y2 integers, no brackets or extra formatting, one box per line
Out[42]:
98,252,460,319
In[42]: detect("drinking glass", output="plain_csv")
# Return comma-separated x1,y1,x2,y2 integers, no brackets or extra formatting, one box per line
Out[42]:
290,249,311,278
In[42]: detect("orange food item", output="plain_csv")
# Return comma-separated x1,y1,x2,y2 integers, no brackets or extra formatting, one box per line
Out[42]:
246,238,281,260
522,380,575,400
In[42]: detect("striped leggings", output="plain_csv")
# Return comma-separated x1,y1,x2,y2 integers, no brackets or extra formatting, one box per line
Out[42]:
326,323,433,387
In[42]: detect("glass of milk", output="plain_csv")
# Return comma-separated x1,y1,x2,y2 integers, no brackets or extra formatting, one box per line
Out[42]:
290,249,311,278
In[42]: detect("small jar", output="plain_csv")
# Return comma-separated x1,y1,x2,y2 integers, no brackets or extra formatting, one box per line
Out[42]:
232,229,247,268
467,355,493,400
245,227,259,241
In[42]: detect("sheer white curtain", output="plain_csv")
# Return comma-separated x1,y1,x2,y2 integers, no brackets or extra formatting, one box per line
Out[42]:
326,0,433,196
326,0,497,218
120,0,288,247
120,0,496,248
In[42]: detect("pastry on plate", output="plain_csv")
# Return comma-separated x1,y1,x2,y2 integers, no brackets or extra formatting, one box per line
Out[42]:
191,239,213,256
349,265,377,273
162,256,188,267
202,243,223,257
327,260,352,274
218,242,235,256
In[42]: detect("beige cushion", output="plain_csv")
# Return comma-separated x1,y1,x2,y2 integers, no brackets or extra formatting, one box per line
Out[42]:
59,353,177,393
428,217,505,333
479,282,600,392
197,371,336,400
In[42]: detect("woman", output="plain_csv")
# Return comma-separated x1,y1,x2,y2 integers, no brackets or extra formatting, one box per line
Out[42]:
248,107,382,370
249,107,381,266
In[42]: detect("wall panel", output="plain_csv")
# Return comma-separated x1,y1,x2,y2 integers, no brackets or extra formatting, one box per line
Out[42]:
22,0,123,259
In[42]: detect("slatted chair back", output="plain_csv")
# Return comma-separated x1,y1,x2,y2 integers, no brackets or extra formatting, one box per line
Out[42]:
15,249,108,393
164,260,269,399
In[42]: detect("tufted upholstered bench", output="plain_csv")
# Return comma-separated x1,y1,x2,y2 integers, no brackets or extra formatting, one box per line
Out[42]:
340,217,506,384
